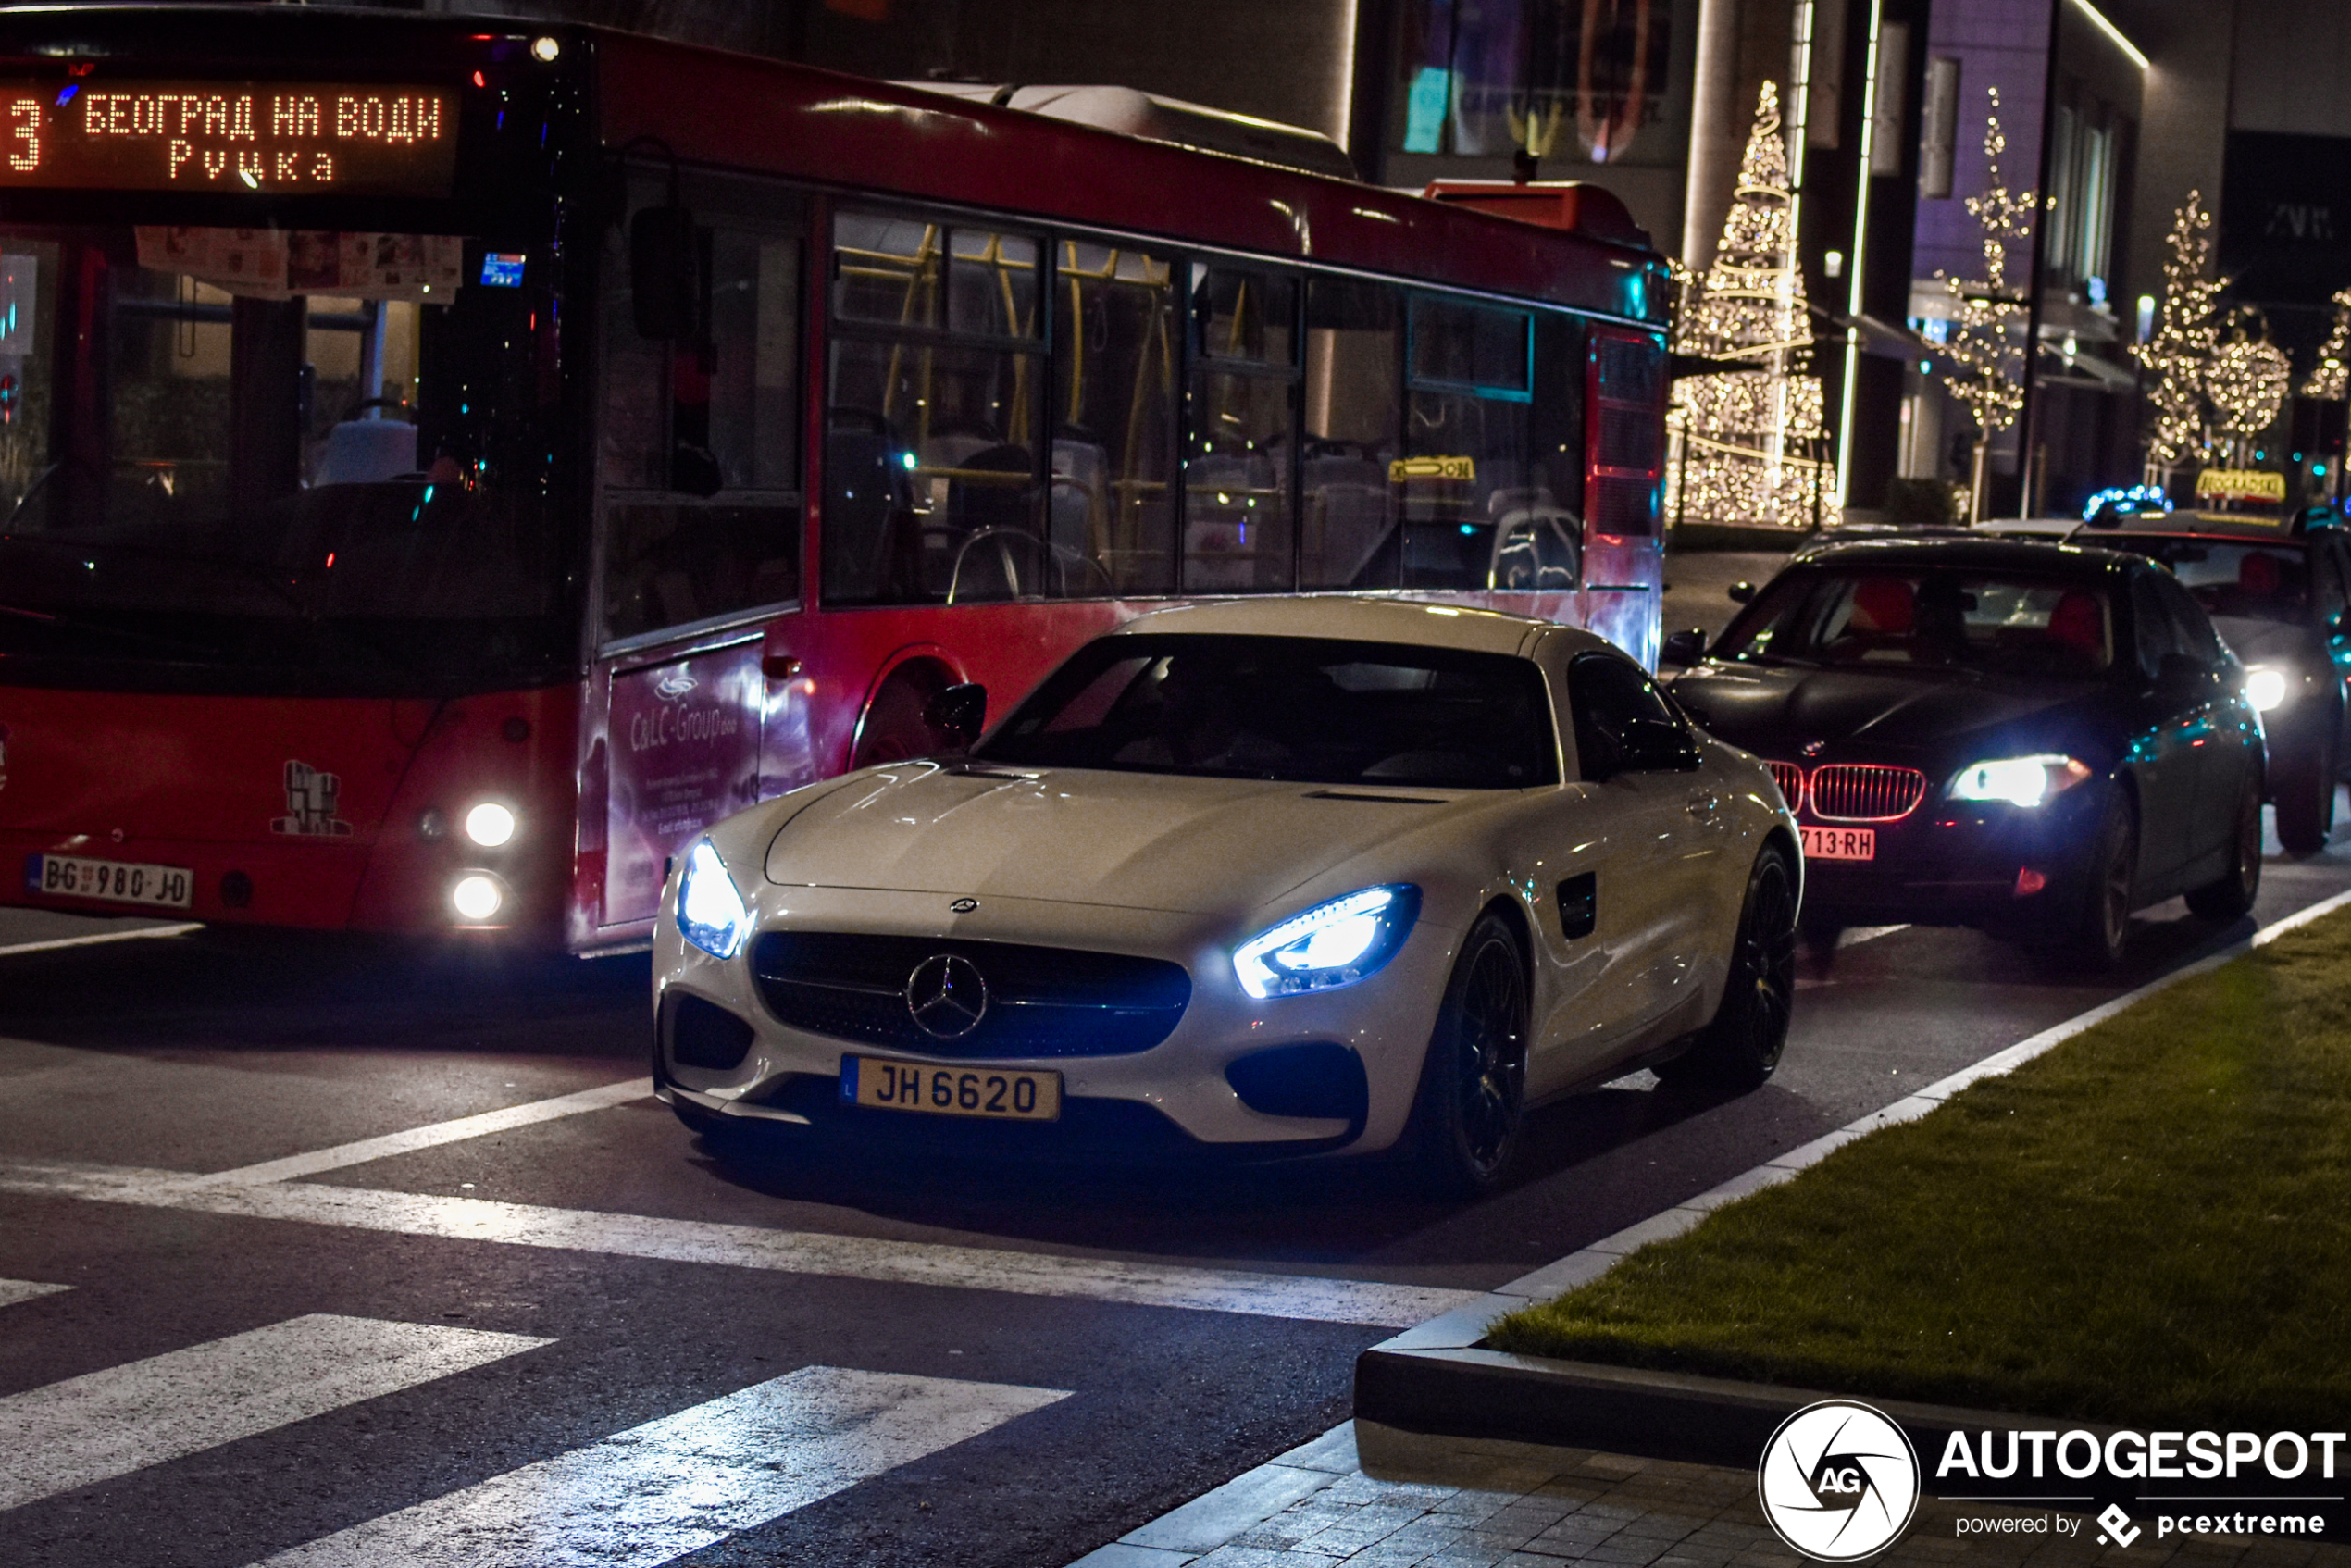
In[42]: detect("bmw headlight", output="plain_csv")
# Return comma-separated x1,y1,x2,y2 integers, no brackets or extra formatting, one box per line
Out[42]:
2245,665,2291,712
1947,754,2094,808
1233,884,1421,999
676,839,750,959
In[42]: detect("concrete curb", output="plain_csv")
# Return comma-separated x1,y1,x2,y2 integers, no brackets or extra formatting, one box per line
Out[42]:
1354,885,2351,1467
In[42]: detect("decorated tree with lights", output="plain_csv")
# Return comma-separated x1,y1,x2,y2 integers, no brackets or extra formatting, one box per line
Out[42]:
2204,308,2292,463
2133,193,2227,481
1666,81,1829,529
1933,89,2034,522
2301,288,2351,402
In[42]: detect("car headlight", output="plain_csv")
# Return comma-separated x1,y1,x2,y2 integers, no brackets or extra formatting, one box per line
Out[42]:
676,840,750,959
2245,666,2291,712
1947,754,2094,808
1233,884,1420,999
463,801,517,847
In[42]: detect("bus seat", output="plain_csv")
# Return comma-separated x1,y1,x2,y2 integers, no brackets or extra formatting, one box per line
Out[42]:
312,419,417,488
1051,439,1109,557
949,442,1034,533
1489,505,1581,591
823,414,914,600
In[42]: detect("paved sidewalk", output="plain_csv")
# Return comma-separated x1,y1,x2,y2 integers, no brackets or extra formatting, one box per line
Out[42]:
1071,1422,2348,1568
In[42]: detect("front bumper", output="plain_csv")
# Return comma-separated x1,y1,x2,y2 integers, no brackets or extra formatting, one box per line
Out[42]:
652,885,1464,1162
1797,783,2108,930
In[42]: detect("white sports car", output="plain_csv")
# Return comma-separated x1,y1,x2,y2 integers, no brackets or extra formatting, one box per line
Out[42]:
652,598,1799,1193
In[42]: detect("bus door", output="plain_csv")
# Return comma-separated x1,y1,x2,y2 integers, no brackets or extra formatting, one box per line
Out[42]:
1582,329,1668,667
586,173,807,939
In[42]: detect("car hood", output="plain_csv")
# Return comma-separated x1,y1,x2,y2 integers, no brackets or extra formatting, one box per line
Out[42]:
760,763,1475,915
1670,662,2108,763
2210,616,2310,666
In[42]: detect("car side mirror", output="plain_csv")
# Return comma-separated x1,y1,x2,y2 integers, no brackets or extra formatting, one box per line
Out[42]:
1621,715,1702,772
924,682,987,753
1727,580,1757,604
630,205,700,340
1660,627,1708,668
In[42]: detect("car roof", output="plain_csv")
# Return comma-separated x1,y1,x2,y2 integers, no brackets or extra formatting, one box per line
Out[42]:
1788,534,2145,575
2087,512,2329,546
1113,595,1612,657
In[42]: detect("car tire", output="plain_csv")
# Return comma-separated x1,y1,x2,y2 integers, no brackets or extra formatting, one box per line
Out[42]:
2184,767,2263,922
1658,843,1797,1094
2274,728,2337,856
2064,790,2138,969
1407,911,1530,1200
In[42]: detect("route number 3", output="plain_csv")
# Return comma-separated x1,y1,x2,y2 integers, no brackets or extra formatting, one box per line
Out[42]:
7,99,37,172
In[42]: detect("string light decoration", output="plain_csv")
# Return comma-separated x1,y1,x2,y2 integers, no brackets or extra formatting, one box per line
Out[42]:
2205,308,2291,461
1665,81,1830,530
2301,288,2351,402
2133,193,2226,479
1932,88,2034,522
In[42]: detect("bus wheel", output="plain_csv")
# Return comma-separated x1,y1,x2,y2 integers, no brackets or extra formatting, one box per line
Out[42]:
851,663,951,769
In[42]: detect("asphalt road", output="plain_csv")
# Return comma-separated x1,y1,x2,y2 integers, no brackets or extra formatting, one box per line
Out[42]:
2,803,2348,1568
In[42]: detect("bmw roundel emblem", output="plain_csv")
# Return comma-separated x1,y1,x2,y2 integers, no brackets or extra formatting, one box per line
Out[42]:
1801,739,1828,758
905,953,989,1039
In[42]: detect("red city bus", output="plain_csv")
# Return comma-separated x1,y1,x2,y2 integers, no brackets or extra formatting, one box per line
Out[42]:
0,8,1673,952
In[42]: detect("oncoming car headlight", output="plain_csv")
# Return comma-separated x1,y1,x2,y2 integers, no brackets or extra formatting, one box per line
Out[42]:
676,840,750,959
1947,754,2094,808
1233,884,1420,999
2245,666,2292,712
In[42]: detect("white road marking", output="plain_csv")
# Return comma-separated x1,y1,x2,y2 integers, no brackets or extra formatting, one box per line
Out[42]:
0,922,202,959
251,1366,1065,1567
0,1313,552,1512
0,1162,1475,1328
0,1278,69,1309
176,1078,653,1188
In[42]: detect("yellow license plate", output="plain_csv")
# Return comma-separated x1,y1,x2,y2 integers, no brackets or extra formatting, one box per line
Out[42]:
1800,825,1876,861
845,1057,1062,1122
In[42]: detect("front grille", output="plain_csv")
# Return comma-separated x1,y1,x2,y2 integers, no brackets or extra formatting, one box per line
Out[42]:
750,932,1190,1058
1765,761,1806,812
1808,764,1928,822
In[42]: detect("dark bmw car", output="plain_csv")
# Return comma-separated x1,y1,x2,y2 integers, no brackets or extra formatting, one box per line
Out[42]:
1663,537,2265,964
2077,506,2351,852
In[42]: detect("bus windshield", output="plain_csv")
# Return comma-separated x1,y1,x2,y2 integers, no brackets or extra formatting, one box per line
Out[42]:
976,633,1560,788
0,225,572,695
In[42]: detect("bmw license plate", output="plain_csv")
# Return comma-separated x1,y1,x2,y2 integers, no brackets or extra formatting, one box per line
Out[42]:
844,1056,1062,1122
26,853,194,908
1799,826,1875,862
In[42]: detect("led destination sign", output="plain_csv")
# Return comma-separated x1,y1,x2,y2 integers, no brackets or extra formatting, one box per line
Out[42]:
0,81,457,196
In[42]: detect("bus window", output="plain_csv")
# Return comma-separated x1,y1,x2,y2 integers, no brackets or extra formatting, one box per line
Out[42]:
1588,332,1665,537
1186,265,1296,592
1301,277,1400,591
824,211,1046,605
599,193,803,646
1054,240,1178,596
1398,294,1541,591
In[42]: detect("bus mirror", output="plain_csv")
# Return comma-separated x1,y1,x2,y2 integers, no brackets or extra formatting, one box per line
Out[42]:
925,683,987,753
630,205,699,339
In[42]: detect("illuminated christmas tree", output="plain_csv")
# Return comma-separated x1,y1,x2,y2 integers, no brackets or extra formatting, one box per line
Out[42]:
1666,81,1829,529
1933,89,2034,522
2133,193,2227,482
2300,288,2351,402
2205,308,2291,464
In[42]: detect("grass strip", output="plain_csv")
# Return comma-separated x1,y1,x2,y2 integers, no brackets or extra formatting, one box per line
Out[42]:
1489,910,2351,1431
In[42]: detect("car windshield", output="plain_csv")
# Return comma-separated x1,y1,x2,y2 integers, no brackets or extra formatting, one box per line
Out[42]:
0,224,573,695
976,632,1559,788
1717,567,2117,677
2109,537,2308,624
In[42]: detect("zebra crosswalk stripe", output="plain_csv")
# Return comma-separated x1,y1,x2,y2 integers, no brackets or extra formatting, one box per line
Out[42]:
0,1313,553,1513
250,1365,1068,1567
0,1278,69,1309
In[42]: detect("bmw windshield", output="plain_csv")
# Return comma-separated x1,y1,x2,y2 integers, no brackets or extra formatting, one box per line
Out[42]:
1717,568,2118,678
976,633,1560,789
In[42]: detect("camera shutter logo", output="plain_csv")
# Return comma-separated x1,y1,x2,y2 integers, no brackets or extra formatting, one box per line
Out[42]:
1758,1400,1921,1561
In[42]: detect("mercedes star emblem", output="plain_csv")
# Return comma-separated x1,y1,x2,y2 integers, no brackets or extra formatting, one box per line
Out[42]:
905,953,989,1039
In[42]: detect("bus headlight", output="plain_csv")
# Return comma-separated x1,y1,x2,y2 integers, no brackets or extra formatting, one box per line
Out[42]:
1947,754,2093,808
2245,666,2291,712
1234,885,1420,999
451,872,506,922
676,840,750,960
463,802,518,847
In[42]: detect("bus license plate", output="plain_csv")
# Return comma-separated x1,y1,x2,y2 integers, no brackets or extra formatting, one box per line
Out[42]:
27,853,194,908
1800,826,1875,862
845,1057,1062,1122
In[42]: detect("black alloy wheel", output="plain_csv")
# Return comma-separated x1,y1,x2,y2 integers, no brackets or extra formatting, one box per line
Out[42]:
2067,791,2138,969
2185,767,2264,922
1659,844,1797,1093
2275,726,2337,856
1412,912,1530,1199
